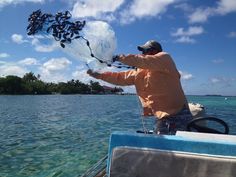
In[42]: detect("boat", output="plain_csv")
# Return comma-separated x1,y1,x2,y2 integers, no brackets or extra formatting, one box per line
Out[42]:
80,107,236,177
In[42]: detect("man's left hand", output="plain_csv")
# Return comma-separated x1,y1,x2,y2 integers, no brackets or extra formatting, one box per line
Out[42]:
87,69,100,79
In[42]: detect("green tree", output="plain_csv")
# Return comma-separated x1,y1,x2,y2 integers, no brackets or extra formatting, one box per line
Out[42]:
46,82,58,94
74,80,90,94
22,72,49,94
57,82,71,94
2,75,24,94
113,87,124,93
89,80,104,94
23,72,38,82
31,80,49,94
0,77,5,94
0,73,121,95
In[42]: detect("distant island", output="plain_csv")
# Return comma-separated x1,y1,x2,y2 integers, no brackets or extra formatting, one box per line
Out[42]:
205,94,223,97
0,72,123,95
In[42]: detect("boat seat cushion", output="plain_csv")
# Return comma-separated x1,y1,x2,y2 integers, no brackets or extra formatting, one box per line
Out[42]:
109,147,236,177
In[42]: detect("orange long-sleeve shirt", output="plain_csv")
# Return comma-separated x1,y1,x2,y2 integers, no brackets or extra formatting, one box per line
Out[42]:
97,52,187,119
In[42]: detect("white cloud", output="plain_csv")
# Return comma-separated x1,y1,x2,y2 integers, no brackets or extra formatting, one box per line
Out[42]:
171,26,204,36
128,0,174,17
211,77,221,84
179,71,193,80
188,8,213,24
31,37,59,52
120,0,176,24
212,59,224,64
189,0,236,23
0,0,44,9
122,86,136,93
18,57,39,66
215,0,236,15
0,61,7,65
40,73,69,83
71,0,177,24
228,31,236,38
174,3,193,12
11,34,28,44
41,57,72,73
71,0,124,21
0,57,72,83
0,53,10,58
72,66,93,84
0,58,38,77
175,36,195,43
0,64,28,77
171,26,204,43
210,76,235,87
39,57,72,82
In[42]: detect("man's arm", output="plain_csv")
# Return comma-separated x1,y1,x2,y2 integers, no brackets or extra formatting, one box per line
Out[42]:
118,52,172,71
87,69,136,86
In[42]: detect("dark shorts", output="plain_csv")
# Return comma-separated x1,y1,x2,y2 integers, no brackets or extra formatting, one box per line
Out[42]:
155,106,193,135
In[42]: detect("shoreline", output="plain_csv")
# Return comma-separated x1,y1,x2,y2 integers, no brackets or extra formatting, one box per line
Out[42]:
0,94,235,97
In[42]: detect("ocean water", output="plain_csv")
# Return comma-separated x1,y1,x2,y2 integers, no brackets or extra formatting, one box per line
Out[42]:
0,95,236,177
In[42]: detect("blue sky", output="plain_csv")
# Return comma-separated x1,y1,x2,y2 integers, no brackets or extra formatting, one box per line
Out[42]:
0,0,236,96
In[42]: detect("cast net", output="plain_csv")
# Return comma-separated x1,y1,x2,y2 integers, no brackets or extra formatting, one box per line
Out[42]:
27,10,133,69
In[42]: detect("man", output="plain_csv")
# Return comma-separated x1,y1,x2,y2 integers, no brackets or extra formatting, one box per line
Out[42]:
87,40,192,134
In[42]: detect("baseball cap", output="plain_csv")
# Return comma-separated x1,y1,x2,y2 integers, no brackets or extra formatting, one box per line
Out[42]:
137,40,162,52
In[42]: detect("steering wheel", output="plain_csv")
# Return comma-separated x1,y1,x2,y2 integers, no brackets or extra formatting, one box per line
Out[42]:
187,117,229,134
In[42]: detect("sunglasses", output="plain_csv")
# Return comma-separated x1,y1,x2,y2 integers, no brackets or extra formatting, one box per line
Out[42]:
142,48,153,54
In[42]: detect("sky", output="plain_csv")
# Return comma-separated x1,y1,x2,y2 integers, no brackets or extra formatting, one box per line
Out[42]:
0,0,236,96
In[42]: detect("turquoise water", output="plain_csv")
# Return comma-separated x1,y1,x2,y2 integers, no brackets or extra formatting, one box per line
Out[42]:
0,95,236,177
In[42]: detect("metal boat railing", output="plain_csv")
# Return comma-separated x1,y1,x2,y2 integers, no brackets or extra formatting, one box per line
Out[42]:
80,155,108,177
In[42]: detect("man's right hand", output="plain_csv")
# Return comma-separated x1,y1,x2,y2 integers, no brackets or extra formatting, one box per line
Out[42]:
112,55,120,62
87,69,100,79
